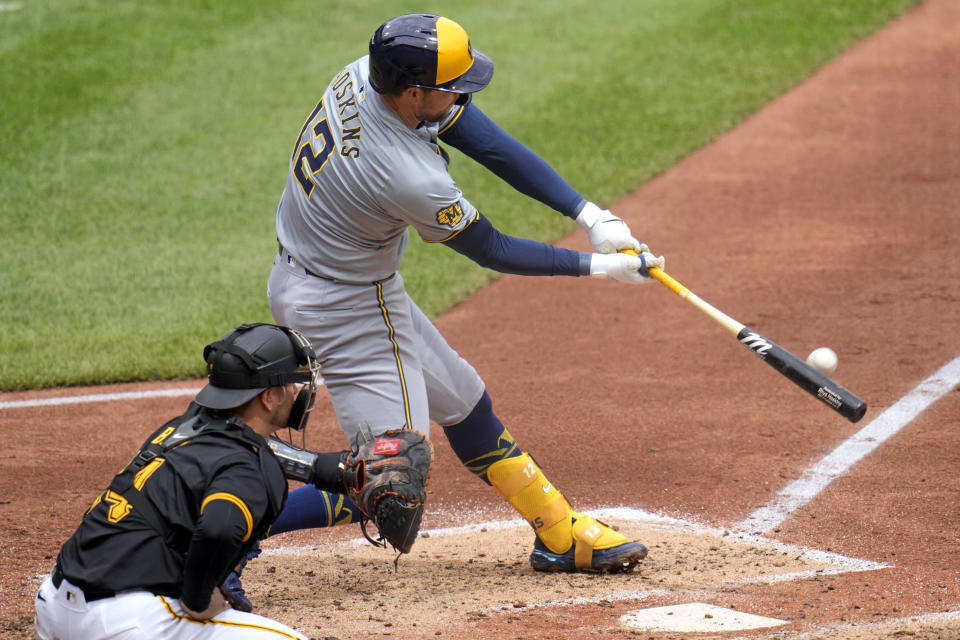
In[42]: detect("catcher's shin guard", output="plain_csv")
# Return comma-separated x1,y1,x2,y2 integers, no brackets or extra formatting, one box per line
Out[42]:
487,453,638,570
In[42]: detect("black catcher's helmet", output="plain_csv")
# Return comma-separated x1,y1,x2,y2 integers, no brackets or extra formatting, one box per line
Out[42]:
368,13,494,95
195,323,320,429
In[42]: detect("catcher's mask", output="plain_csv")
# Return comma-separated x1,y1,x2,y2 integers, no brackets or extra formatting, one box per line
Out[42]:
195,323,320,431
368,13,493,96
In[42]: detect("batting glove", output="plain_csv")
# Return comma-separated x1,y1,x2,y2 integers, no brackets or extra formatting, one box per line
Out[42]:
576,202,642,254
589,252,664,284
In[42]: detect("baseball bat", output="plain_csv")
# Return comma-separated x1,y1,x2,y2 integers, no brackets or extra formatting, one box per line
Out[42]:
625,251,867,422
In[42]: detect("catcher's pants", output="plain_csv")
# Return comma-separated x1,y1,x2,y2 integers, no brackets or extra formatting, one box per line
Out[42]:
269,252,485,440
34,574,307,640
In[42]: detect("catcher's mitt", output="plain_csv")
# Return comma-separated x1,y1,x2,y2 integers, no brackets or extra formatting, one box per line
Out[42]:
342,429,433,554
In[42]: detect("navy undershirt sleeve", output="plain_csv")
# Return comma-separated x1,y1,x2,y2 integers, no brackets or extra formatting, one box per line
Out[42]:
439,102,586,218
444,213,591,276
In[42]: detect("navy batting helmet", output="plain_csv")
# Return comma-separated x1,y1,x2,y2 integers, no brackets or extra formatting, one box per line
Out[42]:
368,13,494,95
195,323,320,429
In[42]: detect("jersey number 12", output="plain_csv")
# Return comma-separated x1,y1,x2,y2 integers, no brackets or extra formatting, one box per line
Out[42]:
292,101,334,198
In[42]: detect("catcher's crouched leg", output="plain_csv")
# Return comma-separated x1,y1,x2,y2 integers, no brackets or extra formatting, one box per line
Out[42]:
343,429,433,554
487,453,647,573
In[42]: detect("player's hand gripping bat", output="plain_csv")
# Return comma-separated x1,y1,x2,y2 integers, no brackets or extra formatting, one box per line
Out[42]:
626,250,867,422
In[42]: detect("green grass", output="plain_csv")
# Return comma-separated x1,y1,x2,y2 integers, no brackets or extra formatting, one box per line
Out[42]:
0,0,918,389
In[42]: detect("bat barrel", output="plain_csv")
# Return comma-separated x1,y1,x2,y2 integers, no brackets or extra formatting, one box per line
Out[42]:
737,327,867,423
621,253,868,423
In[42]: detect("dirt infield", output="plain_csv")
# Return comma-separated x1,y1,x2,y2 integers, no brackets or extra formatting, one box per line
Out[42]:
2,1,959,638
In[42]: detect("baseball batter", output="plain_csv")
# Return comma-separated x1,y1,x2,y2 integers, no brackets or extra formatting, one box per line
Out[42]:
267,13,663,573
34,324,345,639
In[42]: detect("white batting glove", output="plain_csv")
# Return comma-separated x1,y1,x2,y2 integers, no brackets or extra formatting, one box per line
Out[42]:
576,202,642,254
589,252,665,284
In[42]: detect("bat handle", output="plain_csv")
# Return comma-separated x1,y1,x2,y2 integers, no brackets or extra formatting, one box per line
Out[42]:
618,249,743,334
618,249,686,296
647,267,685,296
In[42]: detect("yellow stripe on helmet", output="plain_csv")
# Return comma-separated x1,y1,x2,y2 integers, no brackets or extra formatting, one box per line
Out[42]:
435,17,474,85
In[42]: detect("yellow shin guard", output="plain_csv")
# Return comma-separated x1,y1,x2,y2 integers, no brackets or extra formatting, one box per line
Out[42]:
487,453,629,560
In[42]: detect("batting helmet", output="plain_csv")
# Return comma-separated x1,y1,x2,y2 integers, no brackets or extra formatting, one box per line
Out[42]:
195,323,320,429
368,13,494,95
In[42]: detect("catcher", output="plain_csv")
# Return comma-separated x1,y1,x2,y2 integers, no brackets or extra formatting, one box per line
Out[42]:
34,323,430,639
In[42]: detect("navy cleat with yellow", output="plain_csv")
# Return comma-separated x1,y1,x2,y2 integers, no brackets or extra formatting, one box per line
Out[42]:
487,452,648,573
528,517,648,573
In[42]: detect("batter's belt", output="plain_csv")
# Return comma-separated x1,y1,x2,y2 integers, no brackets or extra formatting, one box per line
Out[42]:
277,242,396,285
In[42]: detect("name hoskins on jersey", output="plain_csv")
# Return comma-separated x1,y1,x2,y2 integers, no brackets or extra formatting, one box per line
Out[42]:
276,56,480,284
332,68,362,158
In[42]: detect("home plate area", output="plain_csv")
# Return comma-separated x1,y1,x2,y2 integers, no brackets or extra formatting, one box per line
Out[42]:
621,602,787,633
244,508,886,638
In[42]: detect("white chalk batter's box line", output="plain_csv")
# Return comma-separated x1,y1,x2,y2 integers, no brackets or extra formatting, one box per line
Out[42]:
0,387,205,409
262,506,889,612
0,379,324,410
777,609,960,640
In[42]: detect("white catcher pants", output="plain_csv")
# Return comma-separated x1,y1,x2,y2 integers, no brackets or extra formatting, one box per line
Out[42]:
268,250,485,441
34,575,307,640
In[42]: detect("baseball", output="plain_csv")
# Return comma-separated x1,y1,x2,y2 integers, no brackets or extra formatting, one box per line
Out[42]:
807,347,838,375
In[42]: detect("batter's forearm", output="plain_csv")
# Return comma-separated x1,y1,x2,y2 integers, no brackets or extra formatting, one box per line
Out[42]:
444,212,589,276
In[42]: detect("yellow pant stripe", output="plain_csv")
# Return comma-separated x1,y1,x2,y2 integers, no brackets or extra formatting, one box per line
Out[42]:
201,492,253,542
158,596,304,638
376,281,412,429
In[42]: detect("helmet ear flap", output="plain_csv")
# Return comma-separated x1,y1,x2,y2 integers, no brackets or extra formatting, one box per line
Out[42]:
286,385,314,431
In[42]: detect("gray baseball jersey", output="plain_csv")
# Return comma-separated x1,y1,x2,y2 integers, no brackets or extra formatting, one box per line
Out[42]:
270,56,486,438
276,55,478,284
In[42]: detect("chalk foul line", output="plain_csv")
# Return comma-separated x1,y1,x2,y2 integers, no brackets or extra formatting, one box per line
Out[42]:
738,354,960,534
0,387,203,410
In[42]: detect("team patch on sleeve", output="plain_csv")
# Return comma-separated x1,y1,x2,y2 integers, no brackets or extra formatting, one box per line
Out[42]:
436,201,465,228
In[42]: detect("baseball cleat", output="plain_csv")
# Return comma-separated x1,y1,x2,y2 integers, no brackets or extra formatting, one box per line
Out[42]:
529,538,648,573
220,543,262,612
528,514,648,573
221,571,253,612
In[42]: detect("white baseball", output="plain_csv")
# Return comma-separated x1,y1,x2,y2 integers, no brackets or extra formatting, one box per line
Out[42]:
806,347,838,375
